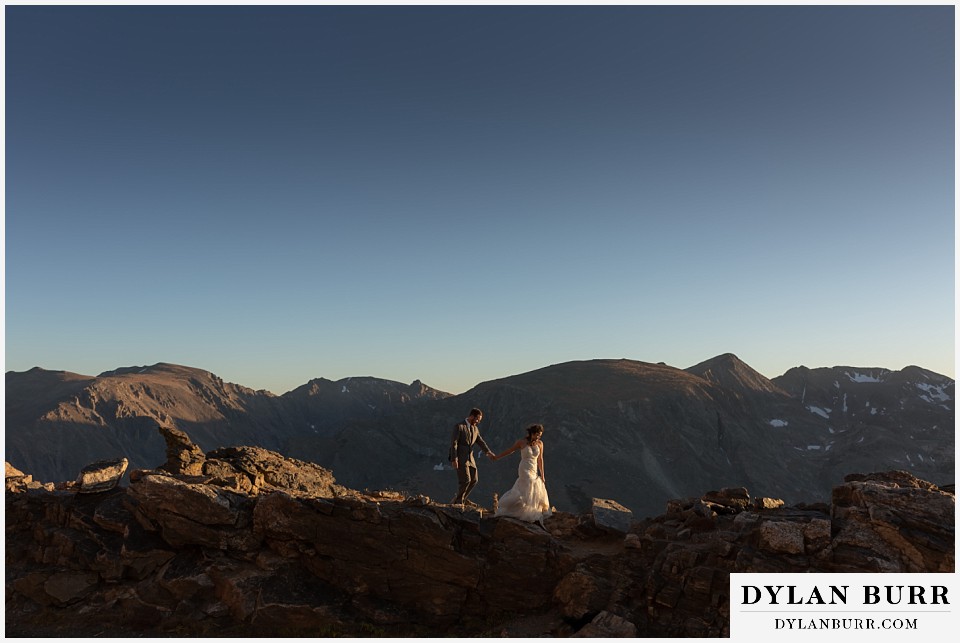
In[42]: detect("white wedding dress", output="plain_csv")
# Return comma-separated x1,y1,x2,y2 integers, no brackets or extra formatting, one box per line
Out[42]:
495,444,552,522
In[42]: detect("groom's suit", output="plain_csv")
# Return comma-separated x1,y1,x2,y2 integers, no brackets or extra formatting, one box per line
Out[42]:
449,419,494,504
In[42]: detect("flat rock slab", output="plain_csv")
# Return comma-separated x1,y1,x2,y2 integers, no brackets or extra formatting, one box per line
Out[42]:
591,498,634,533
76,458,129,493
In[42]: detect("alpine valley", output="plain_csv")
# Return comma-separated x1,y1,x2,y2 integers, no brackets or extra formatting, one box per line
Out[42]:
4,354,954,518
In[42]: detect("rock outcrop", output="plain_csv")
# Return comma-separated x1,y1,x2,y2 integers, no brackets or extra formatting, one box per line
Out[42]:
158,425,205,476
5,430,954,637
5,462,54,493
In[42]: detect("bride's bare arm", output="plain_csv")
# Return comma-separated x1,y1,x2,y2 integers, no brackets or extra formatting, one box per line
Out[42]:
538,442,545,482
494,438,525,461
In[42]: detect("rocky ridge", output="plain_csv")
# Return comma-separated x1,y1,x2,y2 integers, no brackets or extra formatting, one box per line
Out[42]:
5,356,954,521
5,427,954,637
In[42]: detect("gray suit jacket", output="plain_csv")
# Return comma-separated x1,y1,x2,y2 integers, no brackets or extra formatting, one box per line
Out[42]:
449,421,493,469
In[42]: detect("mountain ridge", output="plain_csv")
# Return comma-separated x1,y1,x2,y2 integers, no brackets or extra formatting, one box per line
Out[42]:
10,356,952,399
5,355,954,517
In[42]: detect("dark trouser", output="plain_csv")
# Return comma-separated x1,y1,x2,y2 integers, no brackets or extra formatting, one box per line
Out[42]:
453,464,479,504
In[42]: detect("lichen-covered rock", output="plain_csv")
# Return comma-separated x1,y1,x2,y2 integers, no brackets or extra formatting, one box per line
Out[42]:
803,518,832,552
76,458,128,493
759,521,805,554
204,446,340,497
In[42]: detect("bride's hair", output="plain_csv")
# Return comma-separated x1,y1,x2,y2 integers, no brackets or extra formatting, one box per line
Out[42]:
525,424,544,444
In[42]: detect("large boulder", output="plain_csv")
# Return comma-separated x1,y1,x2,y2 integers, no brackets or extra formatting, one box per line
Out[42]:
76,458,128,493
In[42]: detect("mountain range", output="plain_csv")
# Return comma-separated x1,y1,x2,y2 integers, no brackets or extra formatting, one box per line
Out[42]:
4,354,954,517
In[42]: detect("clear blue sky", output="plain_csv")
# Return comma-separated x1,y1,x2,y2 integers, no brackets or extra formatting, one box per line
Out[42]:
4,5,955,395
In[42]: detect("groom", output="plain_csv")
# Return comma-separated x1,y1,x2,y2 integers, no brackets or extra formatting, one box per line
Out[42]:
449,407,496,507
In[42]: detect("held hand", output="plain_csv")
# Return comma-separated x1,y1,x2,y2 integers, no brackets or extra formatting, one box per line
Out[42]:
452,458,458,470
487,453,497,461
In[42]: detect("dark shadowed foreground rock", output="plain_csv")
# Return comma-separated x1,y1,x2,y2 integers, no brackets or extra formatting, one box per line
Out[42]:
571,610,638,637
6,436,954,639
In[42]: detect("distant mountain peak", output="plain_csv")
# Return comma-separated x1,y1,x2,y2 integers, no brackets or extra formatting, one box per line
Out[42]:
285,375,451,402
689,353,746,368
97,363,215,379
6,366,93,381
685,353,785,396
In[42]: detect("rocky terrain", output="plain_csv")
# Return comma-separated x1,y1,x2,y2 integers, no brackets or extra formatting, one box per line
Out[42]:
5,355,954,519
4,426,955,637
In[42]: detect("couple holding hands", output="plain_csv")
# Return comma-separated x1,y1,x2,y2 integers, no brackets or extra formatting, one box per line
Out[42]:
449,408,552,524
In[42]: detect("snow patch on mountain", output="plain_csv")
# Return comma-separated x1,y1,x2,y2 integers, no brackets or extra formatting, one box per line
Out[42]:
916,382,951,403
846,371,883,383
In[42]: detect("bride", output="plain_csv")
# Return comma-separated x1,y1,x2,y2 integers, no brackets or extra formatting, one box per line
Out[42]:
493,424,552,524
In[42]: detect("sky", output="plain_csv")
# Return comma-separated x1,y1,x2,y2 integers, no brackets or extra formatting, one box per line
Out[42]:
3,3,956,395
